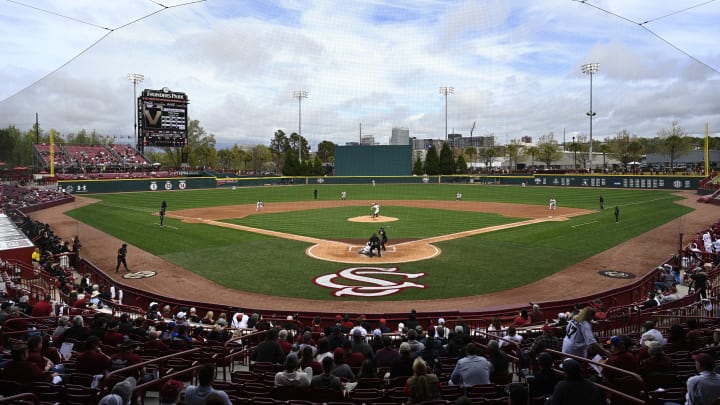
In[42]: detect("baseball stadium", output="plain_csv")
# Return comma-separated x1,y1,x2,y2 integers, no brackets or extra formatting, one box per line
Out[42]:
2,153,720,404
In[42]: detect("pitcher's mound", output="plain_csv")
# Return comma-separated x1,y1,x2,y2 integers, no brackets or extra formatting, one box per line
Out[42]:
348,215,398,223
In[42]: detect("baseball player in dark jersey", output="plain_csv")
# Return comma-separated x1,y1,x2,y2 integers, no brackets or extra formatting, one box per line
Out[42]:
159,200,167,226
116,243,129,273
378,227,388,251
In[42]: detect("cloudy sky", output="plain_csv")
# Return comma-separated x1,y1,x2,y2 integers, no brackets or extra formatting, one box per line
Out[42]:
1,0,719,150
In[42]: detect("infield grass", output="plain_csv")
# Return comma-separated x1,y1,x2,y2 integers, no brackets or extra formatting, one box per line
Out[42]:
66,184,691,300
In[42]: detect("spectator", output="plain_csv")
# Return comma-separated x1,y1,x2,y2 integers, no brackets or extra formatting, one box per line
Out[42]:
405,357,441,404
602,336,639,383
357,358,379,379
514,309,531,326
391,342,415,378
2,344,57,384
499,326,523,349
315,337,333,363
529,324,562,359
251,328,285,364
184,363,232,405
352,329,374,360
375,336,400,368
311,356,343,391
76,335,112,376
528,352,561,397
640,321,666,346
406,329,425,354
299,345,322,376
31,294,53,317
159,379,184,405
449,343,492,387
274,353,311,387
686,353,720,405
547,358,603,405
487,339,510,375
52,315,70,338
638,341,676,377
507,382,529,405
561,307,609,359
530,304,546,323
98,376,137,405
60,315,90,342
685,319,705,351
277,329,293,354
330,347,355,381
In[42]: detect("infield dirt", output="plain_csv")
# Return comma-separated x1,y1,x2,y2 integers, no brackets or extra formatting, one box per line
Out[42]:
30,191,715,313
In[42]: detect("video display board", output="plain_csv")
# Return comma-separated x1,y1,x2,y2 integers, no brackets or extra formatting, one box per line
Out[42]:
137,87,189,148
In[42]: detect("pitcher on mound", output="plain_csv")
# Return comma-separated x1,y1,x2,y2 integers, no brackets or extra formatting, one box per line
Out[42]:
371,202,380,219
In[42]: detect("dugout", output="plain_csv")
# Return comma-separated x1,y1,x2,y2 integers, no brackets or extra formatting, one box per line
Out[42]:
334,145,412,176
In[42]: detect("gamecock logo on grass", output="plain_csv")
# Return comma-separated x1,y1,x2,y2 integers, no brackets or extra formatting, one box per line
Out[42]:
314,267,426,297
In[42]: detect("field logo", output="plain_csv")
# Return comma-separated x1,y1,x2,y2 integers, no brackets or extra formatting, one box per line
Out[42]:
123,270,157,279
314,267,426,297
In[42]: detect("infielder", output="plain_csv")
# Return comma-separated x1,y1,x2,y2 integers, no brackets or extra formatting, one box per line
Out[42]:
549,197,557,210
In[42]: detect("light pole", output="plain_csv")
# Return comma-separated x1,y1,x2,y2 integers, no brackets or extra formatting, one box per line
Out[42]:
581,63,599,172
127,73,144,151
572,136,577,169
439,86,454,142
293,90,308,163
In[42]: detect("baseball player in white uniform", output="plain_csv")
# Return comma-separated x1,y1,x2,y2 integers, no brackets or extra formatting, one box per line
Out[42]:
371,203,380,219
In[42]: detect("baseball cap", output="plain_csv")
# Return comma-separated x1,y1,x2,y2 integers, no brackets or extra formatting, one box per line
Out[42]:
352,329,362,337
111,376,137,404
542,324,553,332
693,352,715,369
160,379,184,402
438,318,446,325
333,347,345,359
97,394,124,405
610,336,624,346
560,358,581,377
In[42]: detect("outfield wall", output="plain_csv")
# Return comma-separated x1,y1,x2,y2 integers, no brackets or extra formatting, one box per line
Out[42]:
57,177,215,194
57,174,703,194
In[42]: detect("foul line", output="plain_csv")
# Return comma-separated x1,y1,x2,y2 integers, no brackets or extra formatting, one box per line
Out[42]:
572,220,599,228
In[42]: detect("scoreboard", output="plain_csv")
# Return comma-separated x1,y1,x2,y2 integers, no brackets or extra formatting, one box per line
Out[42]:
137,87,189,149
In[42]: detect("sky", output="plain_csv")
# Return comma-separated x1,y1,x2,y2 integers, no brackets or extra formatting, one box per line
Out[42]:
1,0,719,150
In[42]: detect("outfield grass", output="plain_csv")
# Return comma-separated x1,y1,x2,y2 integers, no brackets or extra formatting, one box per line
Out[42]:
66,184,691,300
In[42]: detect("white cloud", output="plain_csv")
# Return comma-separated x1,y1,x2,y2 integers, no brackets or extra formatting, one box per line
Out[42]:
1,0,719,150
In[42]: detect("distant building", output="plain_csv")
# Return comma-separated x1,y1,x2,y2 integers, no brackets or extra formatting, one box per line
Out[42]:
360,135,376,145
390,127,410,145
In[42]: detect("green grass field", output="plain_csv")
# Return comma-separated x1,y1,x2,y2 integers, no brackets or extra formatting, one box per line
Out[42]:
66,184,691,300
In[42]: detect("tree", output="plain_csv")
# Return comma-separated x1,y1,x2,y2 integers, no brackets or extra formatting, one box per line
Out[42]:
252,145,272,174
455,154,468,174
464,147,477,164
439,143,455,174
523,146,539,169
608,129,643,169
316,141,335,163
598,143,611,170
288,132,310,163
413,156,424,175
479,147,496,170
505,142,521,171
536,132,563,169
424,145,440,175
658,121,692,170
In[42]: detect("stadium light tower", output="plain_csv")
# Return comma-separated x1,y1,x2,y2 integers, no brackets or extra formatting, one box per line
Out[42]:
439,86,454,142
581,63,599,171
127,73,144,150
293,90,308,163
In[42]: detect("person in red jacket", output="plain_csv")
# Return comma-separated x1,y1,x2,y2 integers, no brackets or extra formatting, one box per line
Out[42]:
31,294,54,317
3,343,58,384
76,335,112,376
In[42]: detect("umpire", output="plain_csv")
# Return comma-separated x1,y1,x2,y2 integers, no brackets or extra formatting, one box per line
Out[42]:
378,227,388,251
116,243,129,273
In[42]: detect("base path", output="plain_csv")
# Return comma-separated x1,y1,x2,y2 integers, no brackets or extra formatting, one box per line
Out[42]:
30,191,716,314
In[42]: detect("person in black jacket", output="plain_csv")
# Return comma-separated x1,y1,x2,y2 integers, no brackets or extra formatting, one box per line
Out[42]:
378,227,388,251
116,243,129,273
251,328,286,364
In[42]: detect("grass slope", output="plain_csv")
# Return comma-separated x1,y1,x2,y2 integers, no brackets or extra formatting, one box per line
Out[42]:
66,184,691,300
